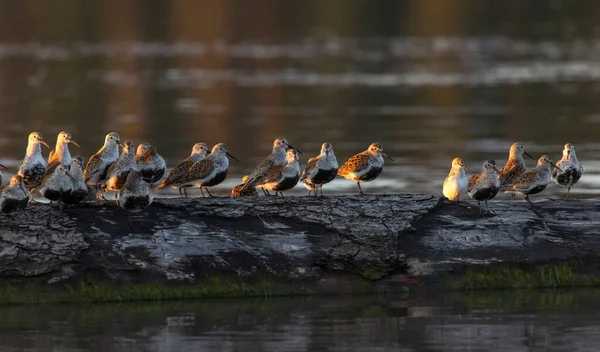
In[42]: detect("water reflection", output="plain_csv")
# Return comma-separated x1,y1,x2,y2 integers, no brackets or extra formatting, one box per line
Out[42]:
0,0,599,197
0,290,599,351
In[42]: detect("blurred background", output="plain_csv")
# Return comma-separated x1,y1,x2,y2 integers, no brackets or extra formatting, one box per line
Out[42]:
1,0,599,196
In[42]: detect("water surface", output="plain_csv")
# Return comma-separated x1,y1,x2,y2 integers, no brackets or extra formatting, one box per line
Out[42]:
1,290,600,351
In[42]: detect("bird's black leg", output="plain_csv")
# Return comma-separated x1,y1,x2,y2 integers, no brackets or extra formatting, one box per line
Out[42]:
525,195,535,208
205,188,214,197
566,187,571,200
357,182,364,195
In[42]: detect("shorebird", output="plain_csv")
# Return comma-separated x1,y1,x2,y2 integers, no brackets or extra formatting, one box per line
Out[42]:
443,157,468,201
118,171,153,213
104,141,137,199
40,164,74,209
84,132,120,194
256,149,301,196
0,163,6,187
553,143,583,199
231,175,258,197
17,132,50,190
337,143,393,195
240,137,300,192
0,175,30,213
135,143,166,186
468,160,501,214
178,143,238,197
46,131,79,177
62,156,90,204
155,142,209,196
498,143,534,199
301,142,338,197
503,155,561,207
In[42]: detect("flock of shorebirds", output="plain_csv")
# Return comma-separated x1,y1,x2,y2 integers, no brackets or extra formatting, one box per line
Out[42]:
0,131,583,216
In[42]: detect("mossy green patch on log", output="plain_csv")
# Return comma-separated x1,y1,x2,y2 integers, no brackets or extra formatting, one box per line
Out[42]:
449,264,600,290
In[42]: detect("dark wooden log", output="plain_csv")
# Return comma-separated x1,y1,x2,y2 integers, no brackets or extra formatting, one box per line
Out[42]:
0,195,599,296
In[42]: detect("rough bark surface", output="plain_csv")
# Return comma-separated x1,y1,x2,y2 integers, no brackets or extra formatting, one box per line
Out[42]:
0,195,598,289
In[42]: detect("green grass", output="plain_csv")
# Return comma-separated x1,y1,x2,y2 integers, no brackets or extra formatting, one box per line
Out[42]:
450,264,600,290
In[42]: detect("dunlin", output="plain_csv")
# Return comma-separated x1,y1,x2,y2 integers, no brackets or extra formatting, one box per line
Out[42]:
118,171,153,213
84,132,120,187
241,137,300,192
40,164,74,208
178,143,238,197
503,155,561,207
337,143,392,195
443,157,468,201
231,175,258,197
552,143,583,199
257,149,301,196
155,142,209,196
104,141,137,198
17,132,50,190
46,131,79,177
135,143,166,187
62,156,91,204
301,142,338,197
0,175,30,213
498,143,534,199
468,160,501,214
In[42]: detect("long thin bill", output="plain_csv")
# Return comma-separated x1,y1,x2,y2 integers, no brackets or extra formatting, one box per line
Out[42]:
226,152,239,162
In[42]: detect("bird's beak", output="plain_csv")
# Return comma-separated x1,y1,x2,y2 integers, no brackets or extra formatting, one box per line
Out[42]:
226,152,239,162
551,162,563,173
66,172,76,182
40,140,50,149
382,152,394,161
116,140,121,145
494,167,501,173
69,140,80,148
287,144,302,154
524,151,535,160
0,163,6,170
462,165,468,171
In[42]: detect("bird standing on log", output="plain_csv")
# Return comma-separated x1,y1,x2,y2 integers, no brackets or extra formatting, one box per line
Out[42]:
443,157,468,201
46,131,79,177
498,143,534,199
84,132,120,199
18,132,50,190
337,143,392,195
40,164,75,209
63,156,90,204
0,175,30,213
178,143,238,197
240,137,300,193
104,141,137,199
468,160,501,214
135,143,166,187
256,149,301,196
553,143,583,199
118,171,153,212
155,142,209,196
301,142,338,197
503,155,561,207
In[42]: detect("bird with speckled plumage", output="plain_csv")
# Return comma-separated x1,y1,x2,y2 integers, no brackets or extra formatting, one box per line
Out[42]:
155,142,209,196
337,143,392,195
301,142,338,197
84,132,120,186
553,143,583,199
503,155,561,207
257,149,301,196
240,138,300,193
178,143,238,197
104,141,137,198
443,157,468,201
231,175,258,197
63,156,92,204
0,175,30,213
18,132,50,190
498,143,535,199
468,160,501,214
40,164,74,208
118,171,153,213
135,143,166,187
46,131,79,177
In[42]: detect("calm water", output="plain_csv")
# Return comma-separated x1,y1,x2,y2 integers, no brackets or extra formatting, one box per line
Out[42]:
1,290,600,351
0,1,599,196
